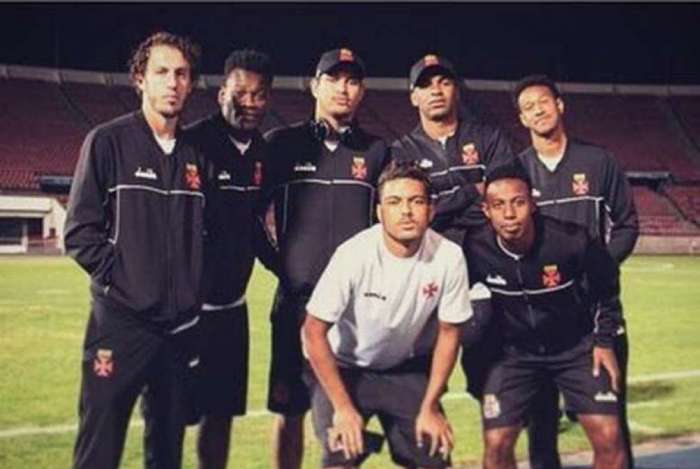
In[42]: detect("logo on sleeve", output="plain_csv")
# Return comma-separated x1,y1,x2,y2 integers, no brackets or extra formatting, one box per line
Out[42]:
351,156,367,180
542,264,561,288
184,163,201,190
93,349,114,378
572,173,589,196
461,143,480,165
253,161,263,186
422,281,439,299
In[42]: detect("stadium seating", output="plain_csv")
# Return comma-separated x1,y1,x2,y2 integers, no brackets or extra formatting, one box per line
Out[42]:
664,185,700,224
3,74,700,241
632,186,700,235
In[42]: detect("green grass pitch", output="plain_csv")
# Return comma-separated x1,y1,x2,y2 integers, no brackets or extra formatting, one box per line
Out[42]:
0,255,699,468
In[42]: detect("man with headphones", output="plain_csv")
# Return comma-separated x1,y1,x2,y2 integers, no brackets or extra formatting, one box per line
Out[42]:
261,48,390,469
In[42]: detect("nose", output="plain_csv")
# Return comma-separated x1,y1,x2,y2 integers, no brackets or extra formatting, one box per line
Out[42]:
503,203,516,218
239,93,254,107
429,82,443,95
400,199,412,214
166,72,177,88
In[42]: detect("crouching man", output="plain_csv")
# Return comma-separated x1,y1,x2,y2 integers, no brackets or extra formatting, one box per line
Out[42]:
464,163,626,469
302,161,473,468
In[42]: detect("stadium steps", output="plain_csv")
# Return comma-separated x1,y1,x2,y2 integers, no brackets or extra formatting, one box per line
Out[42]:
655,97,700,174
57,84,94,130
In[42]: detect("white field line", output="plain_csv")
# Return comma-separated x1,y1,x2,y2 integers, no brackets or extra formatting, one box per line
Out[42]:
2,368,700,440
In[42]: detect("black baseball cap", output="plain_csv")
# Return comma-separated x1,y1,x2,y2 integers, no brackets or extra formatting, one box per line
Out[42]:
409,54,457,89
315,48,366,79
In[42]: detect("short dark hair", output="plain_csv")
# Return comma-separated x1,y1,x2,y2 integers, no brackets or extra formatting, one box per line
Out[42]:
128,31,201,94
377,160,434,200
223,48,274,86
512,74,561,109
484,162,533,194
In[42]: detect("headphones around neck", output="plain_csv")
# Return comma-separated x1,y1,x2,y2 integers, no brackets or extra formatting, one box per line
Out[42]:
310,119,354,144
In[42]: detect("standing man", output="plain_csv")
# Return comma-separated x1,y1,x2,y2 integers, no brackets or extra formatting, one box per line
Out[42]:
262,48,390,469
64,32,204,469
302,161,472,468
185,49,277,469
466,163,627,469
391,54,514,246
514,75,638,469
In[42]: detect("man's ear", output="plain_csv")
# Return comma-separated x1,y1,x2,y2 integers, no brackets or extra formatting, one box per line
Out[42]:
481,201,491,220
556,97,565,115
376,203,383,224
217,86,226,107
428,203,435,224
310,77,319,99
518,111,528,128
410,88,419,108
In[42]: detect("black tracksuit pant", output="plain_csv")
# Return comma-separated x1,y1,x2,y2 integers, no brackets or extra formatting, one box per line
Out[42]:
72,300,199,469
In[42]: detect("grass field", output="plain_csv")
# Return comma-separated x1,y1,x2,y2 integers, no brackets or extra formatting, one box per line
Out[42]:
1,255,699,468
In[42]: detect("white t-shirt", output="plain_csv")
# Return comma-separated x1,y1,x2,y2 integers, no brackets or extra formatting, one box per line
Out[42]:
306,224,473,370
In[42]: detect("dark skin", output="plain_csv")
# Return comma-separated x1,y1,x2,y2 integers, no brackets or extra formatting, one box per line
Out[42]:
480,177,624,469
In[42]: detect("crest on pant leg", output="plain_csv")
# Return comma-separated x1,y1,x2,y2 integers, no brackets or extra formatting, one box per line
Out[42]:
93,349,114,378
483,393,501,419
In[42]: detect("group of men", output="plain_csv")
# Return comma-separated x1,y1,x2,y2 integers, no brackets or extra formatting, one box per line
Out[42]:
64,31,638,469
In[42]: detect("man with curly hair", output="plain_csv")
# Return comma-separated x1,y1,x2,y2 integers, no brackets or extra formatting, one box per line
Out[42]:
185,48,278,469
65,31,204,469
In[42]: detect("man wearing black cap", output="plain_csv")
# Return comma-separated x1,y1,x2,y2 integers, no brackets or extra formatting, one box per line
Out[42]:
391,54,515,436
392,54,515,246
185,48,278,469
261,48,390,469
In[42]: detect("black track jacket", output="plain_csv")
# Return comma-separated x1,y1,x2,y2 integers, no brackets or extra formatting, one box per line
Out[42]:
262,121,390,299
64,111,207,325
519,139,639,264
464,214,622,354
185,113,278,310
392,119,514,233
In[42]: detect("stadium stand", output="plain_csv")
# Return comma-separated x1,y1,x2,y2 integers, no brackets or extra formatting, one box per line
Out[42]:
664,185,700,225
632,186,699,236
3,66,700,249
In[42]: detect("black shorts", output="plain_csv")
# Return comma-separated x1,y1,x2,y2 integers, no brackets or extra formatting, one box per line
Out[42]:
303,361,450,469
267,288,311,416
196,303,249,417
481,337,619,430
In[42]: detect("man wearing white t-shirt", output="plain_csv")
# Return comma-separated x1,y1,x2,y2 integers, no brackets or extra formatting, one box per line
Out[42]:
302,161,472,468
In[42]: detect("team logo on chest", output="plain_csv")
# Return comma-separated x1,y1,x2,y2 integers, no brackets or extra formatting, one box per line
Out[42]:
184,163,201,190
351,156,367,180
93,349,114,378
461,143,480,165
253,162,263,186
542,264,561,288
422,281,439,299
572,173,589,196
217,170,231,181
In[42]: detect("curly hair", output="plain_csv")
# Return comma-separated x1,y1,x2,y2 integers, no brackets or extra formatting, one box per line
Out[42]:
128,31,201,93
223,48,274,86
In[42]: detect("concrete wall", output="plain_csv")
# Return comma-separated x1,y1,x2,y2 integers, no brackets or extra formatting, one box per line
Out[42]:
634,236,700,255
